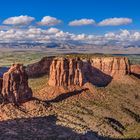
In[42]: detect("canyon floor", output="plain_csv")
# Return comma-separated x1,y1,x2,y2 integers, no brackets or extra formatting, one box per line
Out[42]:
0,52,140,140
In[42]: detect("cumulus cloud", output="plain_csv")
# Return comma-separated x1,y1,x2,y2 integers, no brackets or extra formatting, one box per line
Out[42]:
3,15,35,25
46,27,60,34
0,16,139,53
98,18,132,26
0,27,140,52
38,16,61,26
69,19,95,26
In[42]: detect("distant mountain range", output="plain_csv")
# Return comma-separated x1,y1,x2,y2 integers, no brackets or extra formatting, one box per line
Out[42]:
0,42,140,54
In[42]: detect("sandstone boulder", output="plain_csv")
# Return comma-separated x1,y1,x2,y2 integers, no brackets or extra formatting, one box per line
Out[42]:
2,64,32,104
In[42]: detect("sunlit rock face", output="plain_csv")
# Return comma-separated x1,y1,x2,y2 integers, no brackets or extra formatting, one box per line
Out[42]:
2,64,32,104
130,64,140,78
48,57,130,87
48,58,84,87
90,57,130,78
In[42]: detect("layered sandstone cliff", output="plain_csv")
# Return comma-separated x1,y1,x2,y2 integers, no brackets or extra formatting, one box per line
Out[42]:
48,57,84,87
48,57,130,87
130,64,140,78
90,57,130,77
26,56,54,77
2,64,32,104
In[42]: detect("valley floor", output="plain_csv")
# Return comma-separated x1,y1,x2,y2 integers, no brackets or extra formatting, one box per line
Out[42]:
0,75,139,140
0,53,140,140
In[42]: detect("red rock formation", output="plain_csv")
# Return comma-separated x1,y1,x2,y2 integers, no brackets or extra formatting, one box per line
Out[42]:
26,56,54,77
48,57,130,87
90,57,130,78
130,64,140,78
2,64,32,104
48,58,84,87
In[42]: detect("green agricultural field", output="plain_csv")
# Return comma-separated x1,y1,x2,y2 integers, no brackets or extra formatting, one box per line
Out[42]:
0,50,139,66
0,51,49,66
127,54,140,64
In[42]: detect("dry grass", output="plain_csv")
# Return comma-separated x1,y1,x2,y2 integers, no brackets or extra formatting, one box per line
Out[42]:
27,75,140,139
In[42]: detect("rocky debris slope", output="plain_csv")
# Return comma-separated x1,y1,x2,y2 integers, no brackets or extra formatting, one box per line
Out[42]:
130,64,140,78
26,56,54,77
48,57,130,87
1,64,32,104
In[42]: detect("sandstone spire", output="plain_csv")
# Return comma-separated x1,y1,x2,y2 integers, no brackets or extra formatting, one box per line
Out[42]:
2,64,32,104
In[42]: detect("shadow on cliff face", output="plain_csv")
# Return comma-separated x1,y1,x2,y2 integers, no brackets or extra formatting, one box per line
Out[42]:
83,62,113,87
0,115,139,140
26,56,55,78
47,88,88,103
131,73,140,79
89,66,113,87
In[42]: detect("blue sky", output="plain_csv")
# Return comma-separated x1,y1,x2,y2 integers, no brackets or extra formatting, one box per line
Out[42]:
0,0,139,34
0,0,140,54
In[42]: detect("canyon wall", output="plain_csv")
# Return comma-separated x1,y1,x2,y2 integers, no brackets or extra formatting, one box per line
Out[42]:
48,57,84,87
90,57,130,77
130,64,140,78
48,57,130,87
26,56,54,77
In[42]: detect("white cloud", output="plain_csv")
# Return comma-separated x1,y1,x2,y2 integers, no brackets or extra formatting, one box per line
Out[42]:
3,15,35,25
0,27,140,53
46,27,60,34
38,16,61,26
104,30,140,44
73,34,87,40
98,18,132,26
105,32,116,38
133,32,140,40
69,19,95,26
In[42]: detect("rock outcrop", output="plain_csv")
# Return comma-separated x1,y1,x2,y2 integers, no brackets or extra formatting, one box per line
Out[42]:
90,57,130,78
48,57,130,87
48,58,84,87
2,64,32,104
26,56,54,78
130,64,140,78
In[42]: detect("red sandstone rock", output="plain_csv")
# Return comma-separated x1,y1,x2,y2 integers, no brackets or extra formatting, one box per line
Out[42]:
130,64,140,78
2,64,32,104
26,56,54,77
90,57,130,78
131,64,140,74
48,58,84,87
48,57,130,87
